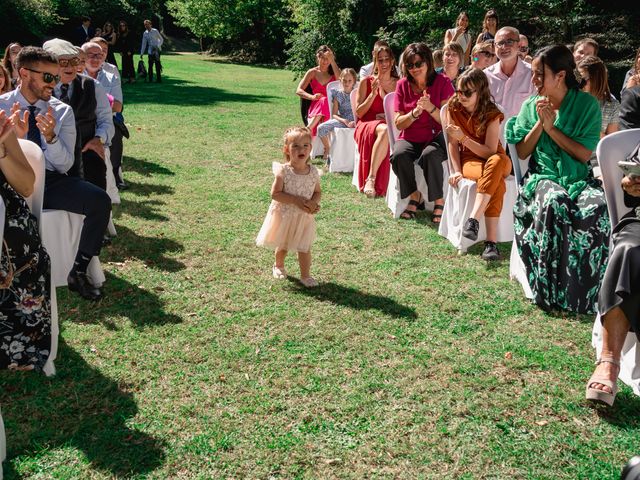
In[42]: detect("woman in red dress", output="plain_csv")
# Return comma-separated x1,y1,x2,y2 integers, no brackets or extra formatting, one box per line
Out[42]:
296,45,341,137
355,44,399,197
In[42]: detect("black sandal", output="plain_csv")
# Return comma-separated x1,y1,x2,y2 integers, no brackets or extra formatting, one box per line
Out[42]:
431,204,444,224
400,208,417,220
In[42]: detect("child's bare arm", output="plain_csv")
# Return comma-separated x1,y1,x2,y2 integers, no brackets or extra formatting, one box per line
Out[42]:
271,174,310,211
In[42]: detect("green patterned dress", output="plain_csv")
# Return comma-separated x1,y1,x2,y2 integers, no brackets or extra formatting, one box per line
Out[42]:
506,89,610,314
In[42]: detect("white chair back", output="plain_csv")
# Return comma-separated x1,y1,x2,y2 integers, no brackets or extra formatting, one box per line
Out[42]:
17,139,45,222
350,89,358,122
383,92,399,153
325,80,340,115
597,128,640,226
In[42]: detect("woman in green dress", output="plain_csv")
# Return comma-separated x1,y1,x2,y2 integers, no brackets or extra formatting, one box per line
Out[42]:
506,45,610,314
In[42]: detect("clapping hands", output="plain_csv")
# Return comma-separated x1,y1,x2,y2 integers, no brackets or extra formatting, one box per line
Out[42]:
415,91,433,116
536,98,556,133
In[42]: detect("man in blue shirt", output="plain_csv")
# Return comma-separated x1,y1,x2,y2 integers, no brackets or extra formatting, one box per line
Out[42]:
140,19,164,83
0,47,111,301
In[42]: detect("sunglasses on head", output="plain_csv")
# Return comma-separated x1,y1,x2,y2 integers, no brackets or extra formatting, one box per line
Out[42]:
23,67,60,84
456,88,476,98
405,60,425,70
58,57,81,67
496,39,518,48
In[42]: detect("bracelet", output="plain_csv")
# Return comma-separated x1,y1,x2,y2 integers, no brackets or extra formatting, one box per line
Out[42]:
460,135,468,146
429,105,437,114
410,109,419,119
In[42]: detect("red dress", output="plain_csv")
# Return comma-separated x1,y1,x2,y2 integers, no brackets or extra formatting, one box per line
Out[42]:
307,76,334,136
355,77,390,197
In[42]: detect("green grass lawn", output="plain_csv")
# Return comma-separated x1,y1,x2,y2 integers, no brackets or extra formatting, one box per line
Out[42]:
0,53,638,479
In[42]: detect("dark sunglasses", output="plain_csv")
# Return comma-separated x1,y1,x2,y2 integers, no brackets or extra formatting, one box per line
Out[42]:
495,39,518,48
519,46,529,52
406,60,425,70
23,67,60,84
58,58,81,67
456,89,476,98
478,51,495,58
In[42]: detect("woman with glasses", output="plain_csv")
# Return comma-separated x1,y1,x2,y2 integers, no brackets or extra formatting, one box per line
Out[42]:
436,42,465,84
391,42,454,221
116,20,136,83
476,9,498,45
469,42,496,70
354,43,397,198
505,45,609,314
444,68,511,260
444,12,472,66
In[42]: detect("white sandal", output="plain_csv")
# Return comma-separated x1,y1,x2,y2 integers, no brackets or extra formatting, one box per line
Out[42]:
585,358,620,406
364,177,376,198
300,277,319,288
272,265,287,279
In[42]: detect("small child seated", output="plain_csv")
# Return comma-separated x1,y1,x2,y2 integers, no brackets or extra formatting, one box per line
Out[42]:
317,68,358,164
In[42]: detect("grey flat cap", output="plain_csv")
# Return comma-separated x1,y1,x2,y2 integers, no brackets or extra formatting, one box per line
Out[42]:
43,38,80,57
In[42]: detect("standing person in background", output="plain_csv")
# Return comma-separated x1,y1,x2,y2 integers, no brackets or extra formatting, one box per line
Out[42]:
3,43,22,88
73,16,94,46
444,12,472,66
476,9,498,44
101,22,118,69
572,37,599,64
140,19,164,83
117,20,136,83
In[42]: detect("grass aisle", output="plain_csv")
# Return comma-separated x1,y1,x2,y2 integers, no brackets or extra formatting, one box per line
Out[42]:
0,53,638,479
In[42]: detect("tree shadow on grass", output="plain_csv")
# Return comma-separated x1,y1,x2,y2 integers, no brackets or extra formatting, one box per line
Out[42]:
122,156,175,178
286,279,418,320
106,224,185,273
123,77,277,107
118,197,170,222
122,179,175,196
0,340,166,478
59,271,182,330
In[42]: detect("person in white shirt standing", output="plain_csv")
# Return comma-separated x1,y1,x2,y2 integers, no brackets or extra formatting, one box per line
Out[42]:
140,19,164,83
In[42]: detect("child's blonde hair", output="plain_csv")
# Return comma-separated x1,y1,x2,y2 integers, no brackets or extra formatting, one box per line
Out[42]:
432,49,444,69
282,126,313,163
340,68,357,82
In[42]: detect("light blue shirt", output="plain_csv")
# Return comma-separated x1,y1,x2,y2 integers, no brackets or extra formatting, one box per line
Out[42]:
0,88,76,174
91,68,123,105
141,28,163,55
54,74,115,144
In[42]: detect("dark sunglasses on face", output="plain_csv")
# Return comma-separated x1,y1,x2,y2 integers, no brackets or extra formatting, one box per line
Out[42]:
406,60,425,70
58,58,81,67
23,67,60,84
519,46,529,52
496,39,518,48
456,89,476,98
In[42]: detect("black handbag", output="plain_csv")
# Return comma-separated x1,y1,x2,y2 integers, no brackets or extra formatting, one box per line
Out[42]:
137,59,147,78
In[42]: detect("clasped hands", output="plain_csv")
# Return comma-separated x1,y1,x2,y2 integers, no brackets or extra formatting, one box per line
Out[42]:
297,197,320,214
412,91,434,118
622,175,640,197
536,98,557,133
9,102,57,143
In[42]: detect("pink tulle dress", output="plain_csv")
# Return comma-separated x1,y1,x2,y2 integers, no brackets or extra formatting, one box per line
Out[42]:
256,162,320,253
307,75,335,135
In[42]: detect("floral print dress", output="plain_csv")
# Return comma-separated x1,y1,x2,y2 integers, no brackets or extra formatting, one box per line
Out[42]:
0,172,52,371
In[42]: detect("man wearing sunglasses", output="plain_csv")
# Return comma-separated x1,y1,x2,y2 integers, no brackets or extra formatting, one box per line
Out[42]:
484,27,536,119
518,35,533,63
0,46,111,301
43,39,114,189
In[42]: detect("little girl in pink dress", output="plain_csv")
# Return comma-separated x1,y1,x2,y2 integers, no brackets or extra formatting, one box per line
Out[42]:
256,127,322,287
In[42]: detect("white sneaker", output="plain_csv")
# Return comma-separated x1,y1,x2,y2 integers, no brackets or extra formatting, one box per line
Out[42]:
300,276,319,288
272,265,287,279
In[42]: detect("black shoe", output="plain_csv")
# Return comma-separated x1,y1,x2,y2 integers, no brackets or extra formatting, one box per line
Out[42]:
102,235,113,247
67,270,102,301
462,217,479,240
116,182,128,191
481,241,500,261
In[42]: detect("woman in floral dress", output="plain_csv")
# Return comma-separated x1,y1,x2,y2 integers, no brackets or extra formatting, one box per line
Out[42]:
506,45,609,314
0,113,52,371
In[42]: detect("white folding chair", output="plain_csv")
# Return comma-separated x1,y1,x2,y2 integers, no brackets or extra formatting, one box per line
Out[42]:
384,93,447,218
438,105,517,254
506,141,534,299
591,128,640,396
351,89,361,189
322,80,356,173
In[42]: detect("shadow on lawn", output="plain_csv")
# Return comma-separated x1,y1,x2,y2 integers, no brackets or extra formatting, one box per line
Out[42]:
0,341,165,478
288,280,418,320
122,155,175,178
123,77,276,107
597,391,640,429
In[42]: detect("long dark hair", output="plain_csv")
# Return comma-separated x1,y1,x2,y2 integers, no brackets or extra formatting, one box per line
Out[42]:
481,9,498,33
401,42,437,87
578,55,612,102
2,43,21,76
372,45,399,79
316,45,335,76
448,68,502,136
535,44,581,90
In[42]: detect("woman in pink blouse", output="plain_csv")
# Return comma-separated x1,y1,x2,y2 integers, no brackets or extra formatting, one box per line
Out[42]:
392,42,454,221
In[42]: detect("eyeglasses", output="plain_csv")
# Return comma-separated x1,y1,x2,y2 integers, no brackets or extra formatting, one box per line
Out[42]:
58,57,81,67
87,53,103,60
519,46,529,52
478,51,495,58
22,67,60,84
456,89,476,98
405,60,425,70
495,39,518,48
